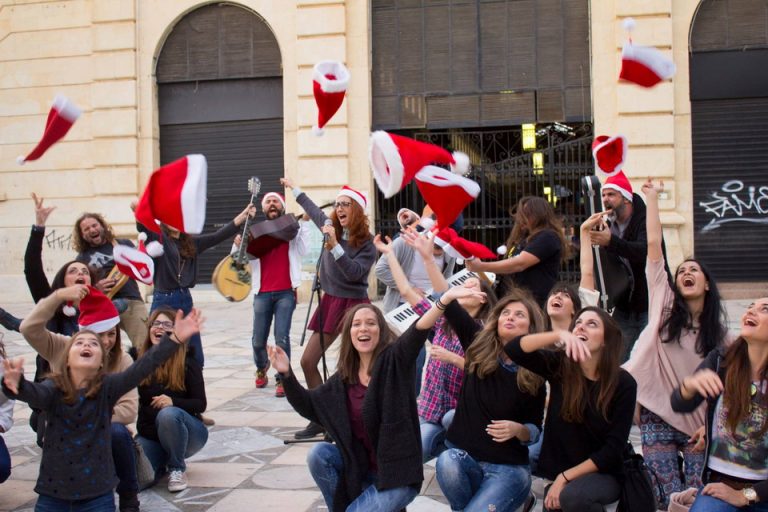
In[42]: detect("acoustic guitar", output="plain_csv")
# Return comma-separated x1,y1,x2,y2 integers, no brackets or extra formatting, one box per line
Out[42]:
212,177,261,302
104,264,129,299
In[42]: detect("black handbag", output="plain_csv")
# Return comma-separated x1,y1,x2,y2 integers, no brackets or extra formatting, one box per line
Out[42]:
617,444,660,512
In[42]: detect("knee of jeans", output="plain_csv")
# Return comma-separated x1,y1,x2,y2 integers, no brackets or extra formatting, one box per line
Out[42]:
307,443,337,472
156,406,184,427
110,422,132,441
559,484,591,510
436,449,466,481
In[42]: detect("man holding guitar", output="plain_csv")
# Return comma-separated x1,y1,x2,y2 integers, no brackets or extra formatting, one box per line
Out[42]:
234,190,310,397
73,212,148,349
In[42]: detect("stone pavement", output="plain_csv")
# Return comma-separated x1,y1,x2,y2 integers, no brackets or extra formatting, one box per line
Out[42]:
0,291,752,511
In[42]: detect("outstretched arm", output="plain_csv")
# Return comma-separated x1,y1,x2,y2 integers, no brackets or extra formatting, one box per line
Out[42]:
374,235,422,306
642,179,664,262
401,231,450,293
579,213,604,292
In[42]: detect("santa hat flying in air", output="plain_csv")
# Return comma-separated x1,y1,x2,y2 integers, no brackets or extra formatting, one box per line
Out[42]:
112,233,163,286
134,155,208,235
413,166,479,231
619,18,676,88
434,227,496,262
313,61,350,136
592,134,627,177
17,95,82,165
369,131,470,198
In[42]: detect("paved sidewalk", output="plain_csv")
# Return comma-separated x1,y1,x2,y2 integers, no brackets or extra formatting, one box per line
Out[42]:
0,293,752,511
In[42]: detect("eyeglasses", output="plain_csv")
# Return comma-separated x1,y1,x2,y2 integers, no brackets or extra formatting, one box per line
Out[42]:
334,201,352,209
151,321,174,330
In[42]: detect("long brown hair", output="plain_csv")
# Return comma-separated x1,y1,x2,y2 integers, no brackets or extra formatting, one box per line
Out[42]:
560,307,623,423
103,325,124,374
722,337,768,435
139,308,187,391
466,290,545,394
72,213,115,252
330,201,371,249
441,277,499,339
504,196,567,261
336,304,396,384
49,330,109,405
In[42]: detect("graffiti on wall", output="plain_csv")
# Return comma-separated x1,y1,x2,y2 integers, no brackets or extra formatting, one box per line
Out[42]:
698,180,768,233
44,230,72,251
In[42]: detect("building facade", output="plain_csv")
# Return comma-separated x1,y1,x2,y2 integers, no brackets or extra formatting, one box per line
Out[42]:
0,0,765,303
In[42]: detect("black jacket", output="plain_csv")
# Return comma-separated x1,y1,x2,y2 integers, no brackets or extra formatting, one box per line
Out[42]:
281,323,429,511
671,347,768,502
606,193,669,313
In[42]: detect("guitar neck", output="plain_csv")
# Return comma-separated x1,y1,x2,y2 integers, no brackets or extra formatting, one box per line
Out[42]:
235,192,258,264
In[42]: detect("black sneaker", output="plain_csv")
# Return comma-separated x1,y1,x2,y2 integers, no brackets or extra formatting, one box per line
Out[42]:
294,421,325,439
522,493,536,512
118,491,140,512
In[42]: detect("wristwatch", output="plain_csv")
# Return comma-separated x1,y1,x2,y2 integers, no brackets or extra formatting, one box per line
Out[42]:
743,487,757,505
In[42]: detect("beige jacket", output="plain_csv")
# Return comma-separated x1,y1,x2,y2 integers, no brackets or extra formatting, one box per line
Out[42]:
19,293,139,425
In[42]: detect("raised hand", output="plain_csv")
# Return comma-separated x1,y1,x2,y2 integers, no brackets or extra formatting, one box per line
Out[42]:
580,212,606,233
442,284,486,304
373,234,393,254
32,193,56,227
173,308,205,343
681,369,723,399
235,204,257,226
641,178,664,198
56,284,90,304
2,357,25,395
267,344,290,374
280,177,294,189
558,330,592,363
401,229,434,259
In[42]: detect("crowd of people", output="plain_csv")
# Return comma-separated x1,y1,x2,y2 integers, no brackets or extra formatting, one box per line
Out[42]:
0,174,766,512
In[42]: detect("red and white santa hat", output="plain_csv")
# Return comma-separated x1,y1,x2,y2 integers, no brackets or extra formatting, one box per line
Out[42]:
414,166,479,230
261,192,286,210
17,95,82,165
603,171,633,202
592,135,627,177
619,18,676,88
134,154,207,234
434,228,495,261
337,185,367,211
76,286,120,333
370,131,470,198
112,234,163,285
313,61,350,136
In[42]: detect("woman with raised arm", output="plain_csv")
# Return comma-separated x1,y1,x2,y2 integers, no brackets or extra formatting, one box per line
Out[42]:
281,177,376,440
625,179,730,509
466,196,566,307
671,298,768,511
3,309,201,512
415,285,546,512
269,301,441,512
507,307,637,511
135,308,208,493
374,231,497,462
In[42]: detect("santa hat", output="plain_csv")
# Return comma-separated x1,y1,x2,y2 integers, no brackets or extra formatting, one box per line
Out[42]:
134,154,207,234
17,95,82,165
592,135,627,177
434,228,495,261
414,166,480,230
619,18,676,88
370,131,470,198
337,185,367,211
112,234,162,285
603,171,633,202
77,286,120,333
261,192,286,210
313,61,350,136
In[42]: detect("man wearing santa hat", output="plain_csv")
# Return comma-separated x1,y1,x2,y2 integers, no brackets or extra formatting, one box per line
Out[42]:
236,191,311,398
589,171,665,358
73,212,148,349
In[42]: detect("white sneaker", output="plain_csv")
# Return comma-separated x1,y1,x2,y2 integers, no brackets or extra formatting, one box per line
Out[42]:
168,469,188,492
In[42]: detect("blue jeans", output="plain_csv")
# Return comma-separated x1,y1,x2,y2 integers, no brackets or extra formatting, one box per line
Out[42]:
136,407,208,473
528,431,543,475
35,492,115,512
151,288,203,367
307,442,418,512
252,290,296,380
612,308,648,361
691,494,768,512
436,448,531,512
0,436,10,483
111,423,138,495
420,409,455,463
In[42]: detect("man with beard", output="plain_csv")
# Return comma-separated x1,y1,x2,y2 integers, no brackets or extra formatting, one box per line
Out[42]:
73,213,148,349
238,191,310,397
588,171,658,358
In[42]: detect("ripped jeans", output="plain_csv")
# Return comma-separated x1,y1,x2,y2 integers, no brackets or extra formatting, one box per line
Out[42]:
306,442,418,512
436,447,531,512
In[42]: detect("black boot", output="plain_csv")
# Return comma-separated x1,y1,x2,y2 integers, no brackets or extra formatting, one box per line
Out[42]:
118,491,140,512
294,421,325,439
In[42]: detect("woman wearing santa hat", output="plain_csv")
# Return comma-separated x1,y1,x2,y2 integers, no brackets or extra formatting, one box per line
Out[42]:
466,196,566,307
281,177,377,440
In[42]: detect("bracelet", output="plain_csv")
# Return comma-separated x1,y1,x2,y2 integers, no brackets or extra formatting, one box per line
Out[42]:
435,298,447,311
561,472,571,483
